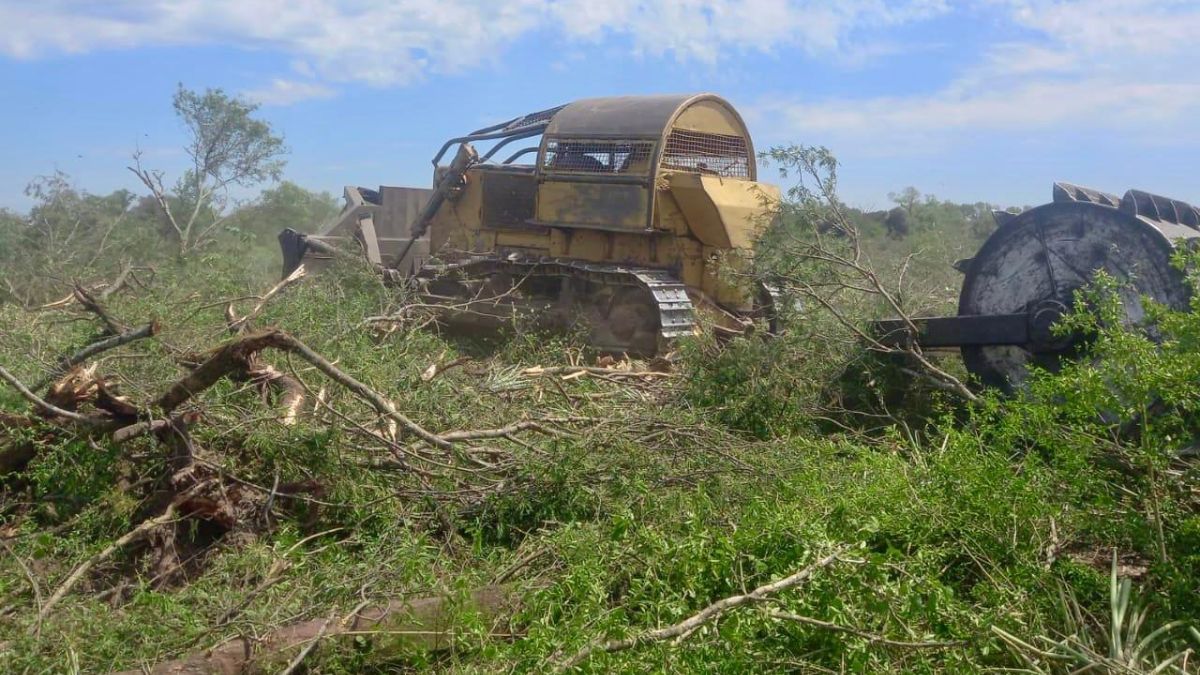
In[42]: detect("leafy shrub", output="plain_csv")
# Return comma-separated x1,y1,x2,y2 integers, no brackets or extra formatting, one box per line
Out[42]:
681,334,809,439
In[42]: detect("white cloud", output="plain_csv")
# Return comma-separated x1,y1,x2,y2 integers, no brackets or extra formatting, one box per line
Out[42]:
243,78,337,106
6,0,1194,146
753,0,1200,152
547,0,949,62
0,0,945,91
761,79,1200,138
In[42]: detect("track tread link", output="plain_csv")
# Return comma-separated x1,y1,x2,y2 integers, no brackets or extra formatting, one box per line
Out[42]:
422,254,697,340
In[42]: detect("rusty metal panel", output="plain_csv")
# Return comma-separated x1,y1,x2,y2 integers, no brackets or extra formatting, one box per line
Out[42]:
481,170,537,229
545,95,694,138
536,181,650,230
378,186,434,239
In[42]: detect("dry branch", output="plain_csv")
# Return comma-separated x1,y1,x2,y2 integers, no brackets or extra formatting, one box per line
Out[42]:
97,261,134,301
269,332,449,449
279,605,346,675
553,547,847,672
110,418,178,443
521,365,673,379
157,332,292,414
73,283,125,335
227,264,307,334
33,321,160,392
438,420,556,443
155,329,445,446
223,284,308,425
111,584,525,675
250,365,305,426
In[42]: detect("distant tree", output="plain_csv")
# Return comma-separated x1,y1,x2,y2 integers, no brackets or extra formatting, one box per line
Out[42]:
129,85,287,256
884,207,909,238
227,181,340,243
889,186,921,216
966,201,1000,239
0,173,149,304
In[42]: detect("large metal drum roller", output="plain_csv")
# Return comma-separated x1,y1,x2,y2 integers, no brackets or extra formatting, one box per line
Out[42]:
875,183,1200,389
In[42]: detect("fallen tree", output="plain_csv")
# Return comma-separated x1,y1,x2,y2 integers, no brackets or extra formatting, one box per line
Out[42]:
1,310,587,627
111,584,526,675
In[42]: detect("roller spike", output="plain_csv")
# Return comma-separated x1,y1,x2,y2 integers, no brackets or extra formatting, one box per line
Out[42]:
1122,190,1200,229
1052,182,1121,207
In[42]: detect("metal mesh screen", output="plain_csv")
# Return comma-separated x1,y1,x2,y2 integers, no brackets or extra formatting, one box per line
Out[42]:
661,130,751,179
542,139,655,175
504,105,566,132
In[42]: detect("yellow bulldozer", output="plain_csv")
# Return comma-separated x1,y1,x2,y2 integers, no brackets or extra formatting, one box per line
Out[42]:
279,93,781,354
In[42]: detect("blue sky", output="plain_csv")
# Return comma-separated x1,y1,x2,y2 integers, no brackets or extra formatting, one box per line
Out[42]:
1,0,1198,213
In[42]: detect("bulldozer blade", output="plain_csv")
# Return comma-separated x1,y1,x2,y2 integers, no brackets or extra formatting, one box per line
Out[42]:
279,229,308,278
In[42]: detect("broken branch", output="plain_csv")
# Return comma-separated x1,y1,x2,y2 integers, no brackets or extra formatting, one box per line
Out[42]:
33,321,159,392
0,363,95,424
553,547,846,672
270,332,450,449
72,283,124,335
156,331,291,414
154,330,446,447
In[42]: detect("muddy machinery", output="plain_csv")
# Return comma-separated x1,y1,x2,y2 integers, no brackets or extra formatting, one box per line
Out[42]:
874,182,1200,389
280,94,780,354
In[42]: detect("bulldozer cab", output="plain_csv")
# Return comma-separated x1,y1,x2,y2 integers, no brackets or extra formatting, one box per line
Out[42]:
533,94,757,232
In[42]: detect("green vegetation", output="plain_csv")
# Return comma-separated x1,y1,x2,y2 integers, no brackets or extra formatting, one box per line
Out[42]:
0,111,1196,673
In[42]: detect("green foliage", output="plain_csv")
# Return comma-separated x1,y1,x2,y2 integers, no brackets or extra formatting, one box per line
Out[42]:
2,134,1198,674
0,175,336,306
995,554,1200,673
4,246,1199,673
682,334,809,439
229,181,339,239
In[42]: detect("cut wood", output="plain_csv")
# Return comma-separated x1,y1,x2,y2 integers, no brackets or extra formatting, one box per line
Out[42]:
34,321,159,392
0,363,95,424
